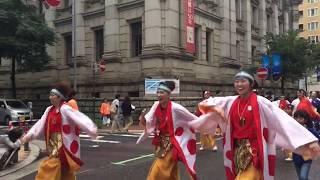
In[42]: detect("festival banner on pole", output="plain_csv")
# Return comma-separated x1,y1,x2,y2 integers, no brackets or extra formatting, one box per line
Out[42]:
262,54,270,69
272,53,282,76
185,0,195,53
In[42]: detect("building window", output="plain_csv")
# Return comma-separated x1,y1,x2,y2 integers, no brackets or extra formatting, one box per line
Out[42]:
131,21,142,57
308,22,318,31
38,0,43,14
206,29,212,61
236,0,242,20
267,15,272,33
308,8,318,17
64,0,71,8
64,34,72,65
195,26,200,58
308,36,319,44
94,29,104,61
299,10,303,16
236,40,240,61
279,21,284,34
308,0,319,3
299,24,304,31
251,46,257,60
252,6,258,27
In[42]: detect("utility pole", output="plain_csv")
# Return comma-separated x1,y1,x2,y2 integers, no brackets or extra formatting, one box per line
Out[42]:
72,0,77,91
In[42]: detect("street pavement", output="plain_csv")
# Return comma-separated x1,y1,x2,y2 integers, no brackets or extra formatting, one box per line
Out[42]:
11,130,320,180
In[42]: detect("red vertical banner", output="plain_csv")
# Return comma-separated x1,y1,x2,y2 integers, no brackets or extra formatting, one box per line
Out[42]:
185,0,195,53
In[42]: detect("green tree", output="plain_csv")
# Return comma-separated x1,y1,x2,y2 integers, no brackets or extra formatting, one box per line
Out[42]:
0,0,55,98
264,30,319,93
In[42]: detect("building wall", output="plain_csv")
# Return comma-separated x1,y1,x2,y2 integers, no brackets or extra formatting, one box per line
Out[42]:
0,0,298,100
298,0,320,91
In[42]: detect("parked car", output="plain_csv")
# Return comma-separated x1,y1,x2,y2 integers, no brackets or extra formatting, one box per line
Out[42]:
0,99,33,125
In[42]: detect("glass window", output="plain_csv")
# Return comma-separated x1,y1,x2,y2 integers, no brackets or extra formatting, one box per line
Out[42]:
131,21,142,57
94,29,104,61
236,0,242,20
308,36,319,43
308,22,319,30
64,34,72,64
206,30,212,61
308,8,318,17
6,100,27,109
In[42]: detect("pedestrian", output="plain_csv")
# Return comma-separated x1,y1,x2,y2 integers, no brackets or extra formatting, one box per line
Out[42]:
310,91,320,114
195,91,218,151
293,110,320,180
110,94,121,133
0,127,23,167
67,90,79,111
100,98,111,127
121,96,134,132
138,81,197,180
291,89,307,114
189,71,320,180
22,81,97,180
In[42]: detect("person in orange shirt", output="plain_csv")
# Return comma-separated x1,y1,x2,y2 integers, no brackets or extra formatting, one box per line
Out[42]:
67,90,79,111
100,98,111,127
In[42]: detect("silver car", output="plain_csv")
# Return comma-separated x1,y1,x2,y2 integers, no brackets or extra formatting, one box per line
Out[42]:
0,99,33,125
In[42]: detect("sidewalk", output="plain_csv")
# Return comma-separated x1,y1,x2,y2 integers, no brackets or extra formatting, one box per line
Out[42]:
0,143,40,177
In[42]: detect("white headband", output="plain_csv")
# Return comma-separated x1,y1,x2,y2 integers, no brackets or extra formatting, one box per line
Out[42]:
157,84,172,93
234,71,254,82
50,89,66,100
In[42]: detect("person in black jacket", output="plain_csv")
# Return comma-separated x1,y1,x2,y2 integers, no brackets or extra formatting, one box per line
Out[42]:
121,96,134,132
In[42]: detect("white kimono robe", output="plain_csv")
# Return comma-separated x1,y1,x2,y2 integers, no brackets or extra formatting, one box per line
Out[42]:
189,95,318,180
137,101,198,179
25,104,97,169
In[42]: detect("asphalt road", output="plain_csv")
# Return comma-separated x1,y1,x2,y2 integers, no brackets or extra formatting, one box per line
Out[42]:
9,130,318,180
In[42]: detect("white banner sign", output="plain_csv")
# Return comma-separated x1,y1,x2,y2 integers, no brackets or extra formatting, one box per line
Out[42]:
145,79,180,94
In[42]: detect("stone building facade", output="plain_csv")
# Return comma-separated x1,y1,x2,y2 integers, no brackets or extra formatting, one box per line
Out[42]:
0,0,299,100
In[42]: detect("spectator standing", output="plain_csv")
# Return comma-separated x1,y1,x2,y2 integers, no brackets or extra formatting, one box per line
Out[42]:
100,98,111,127
121,96,134,132
111,94,121,133
67,90,79,111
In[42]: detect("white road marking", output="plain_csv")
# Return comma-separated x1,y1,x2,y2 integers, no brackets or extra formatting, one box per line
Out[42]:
79,134,103,139
81,139,121,144
111,154,154,165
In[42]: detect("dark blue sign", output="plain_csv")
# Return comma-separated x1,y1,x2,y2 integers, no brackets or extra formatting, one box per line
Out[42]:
262,54,270,69
272,53,282,76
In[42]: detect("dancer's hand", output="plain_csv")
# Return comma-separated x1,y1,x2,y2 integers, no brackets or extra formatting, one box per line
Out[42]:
309,142,320,157
209,106,226,123
21,135,30,144
139,109,147,127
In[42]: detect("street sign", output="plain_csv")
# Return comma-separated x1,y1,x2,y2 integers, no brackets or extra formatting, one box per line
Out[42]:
257,67,268,80
45,0,61,7
99,61,106,72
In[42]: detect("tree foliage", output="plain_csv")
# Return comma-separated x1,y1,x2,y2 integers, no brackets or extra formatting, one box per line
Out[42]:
265,30,319,79
0,0,55,71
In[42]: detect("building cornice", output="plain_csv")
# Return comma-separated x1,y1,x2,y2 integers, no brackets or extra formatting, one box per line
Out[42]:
82,8,105,19
195,8,223,23
54,17,72,26
116,0,144,11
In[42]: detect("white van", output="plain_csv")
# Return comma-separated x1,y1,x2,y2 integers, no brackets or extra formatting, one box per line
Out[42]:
0,99,32,125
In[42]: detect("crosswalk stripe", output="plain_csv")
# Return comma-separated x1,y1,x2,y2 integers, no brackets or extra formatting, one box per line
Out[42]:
111,154,154,165
81,139,121,144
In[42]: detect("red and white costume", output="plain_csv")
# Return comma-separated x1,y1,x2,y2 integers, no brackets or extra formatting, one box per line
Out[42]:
189,93,318,180
137,101,198,179
25,104,97,170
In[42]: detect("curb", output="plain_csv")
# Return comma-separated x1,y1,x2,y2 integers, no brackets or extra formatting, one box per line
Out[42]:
0,143,40,177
